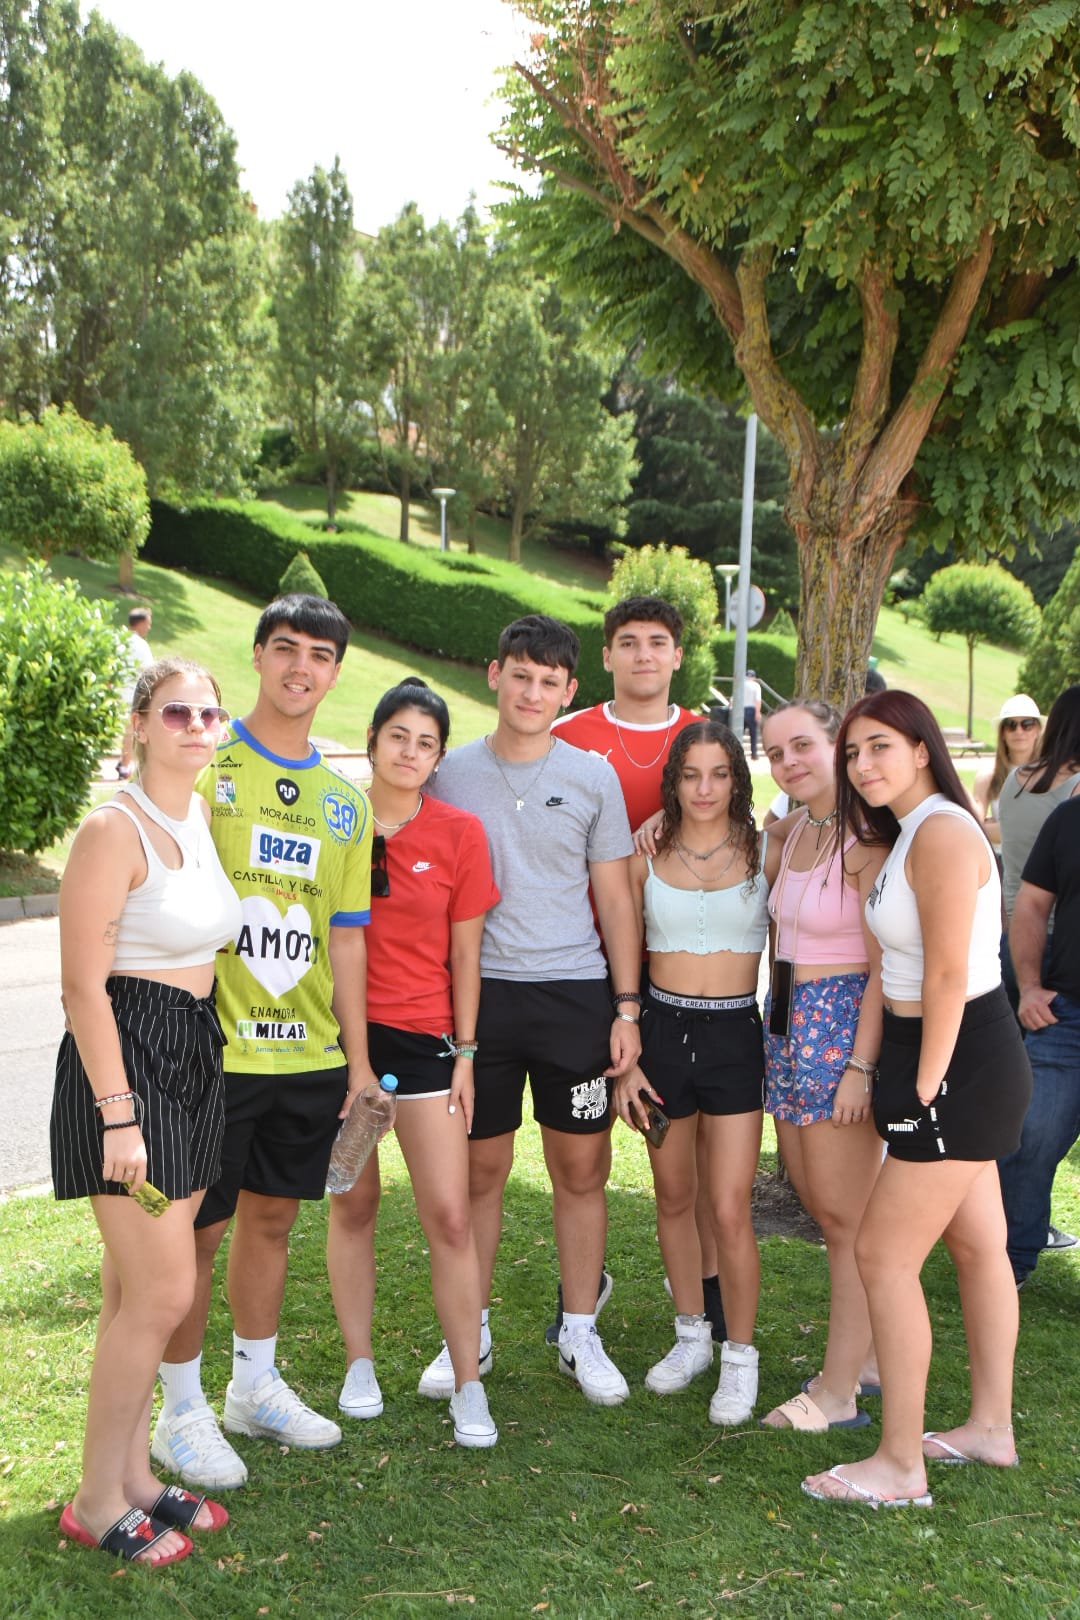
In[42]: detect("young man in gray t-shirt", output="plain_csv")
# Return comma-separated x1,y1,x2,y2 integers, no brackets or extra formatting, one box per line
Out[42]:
423,614,643,1406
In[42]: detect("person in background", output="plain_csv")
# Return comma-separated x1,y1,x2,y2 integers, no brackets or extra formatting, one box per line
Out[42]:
549,596,719,1342
758,699,886,1433
326,678,501,1447
998,795,1080,1283
116,608,154,779
972,696,1043,847
743,669,762,760
803,691,1030,1509
53,658,239,1564
151,595,374,1492
613,721,776,1426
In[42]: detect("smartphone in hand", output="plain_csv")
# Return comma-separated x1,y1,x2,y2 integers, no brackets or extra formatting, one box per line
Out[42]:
641,1098,670,1148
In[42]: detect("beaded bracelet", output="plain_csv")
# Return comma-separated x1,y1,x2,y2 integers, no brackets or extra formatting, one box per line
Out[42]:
438,1033,479,1059
613,991,643,1007
102,1118,138,1131
94,1090,136,1110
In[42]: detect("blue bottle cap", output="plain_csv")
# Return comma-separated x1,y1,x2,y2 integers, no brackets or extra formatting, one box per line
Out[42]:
380,1073,399,1093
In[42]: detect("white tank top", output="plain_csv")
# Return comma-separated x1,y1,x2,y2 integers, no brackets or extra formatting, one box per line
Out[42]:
92,784,242,972
865,794,1001,1001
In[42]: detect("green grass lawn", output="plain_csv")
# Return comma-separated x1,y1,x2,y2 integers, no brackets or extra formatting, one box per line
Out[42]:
872,604,1027,742
264,482,612,593
2,1117,1078,1618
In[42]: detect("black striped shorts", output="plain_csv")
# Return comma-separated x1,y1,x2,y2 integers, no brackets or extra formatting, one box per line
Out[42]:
51,975,227,1201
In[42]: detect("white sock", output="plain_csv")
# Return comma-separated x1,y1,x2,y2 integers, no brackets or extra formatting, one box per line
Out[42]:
232,1333,276,1394
561,1311,595,1338
158,1354,205,1417
480,1307,489,1327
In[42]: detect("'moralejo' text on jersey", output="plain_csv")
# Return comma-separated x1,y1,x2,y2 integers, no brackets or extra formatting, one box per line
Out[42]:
198,719,371,1073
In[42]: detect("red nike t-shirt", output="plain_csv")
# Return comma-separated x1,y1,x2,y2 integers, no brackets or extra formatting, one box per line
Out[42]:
366,796,499,1034
552,702,700,830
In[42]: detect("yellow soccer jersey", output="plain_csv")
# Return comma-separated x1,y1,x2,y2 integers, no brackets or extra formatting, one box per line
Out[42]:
198,718,371,1074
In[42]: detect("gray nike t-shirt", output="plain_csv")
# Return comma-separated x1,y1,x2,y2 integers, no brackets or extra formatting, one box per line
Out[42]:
430,735,632,980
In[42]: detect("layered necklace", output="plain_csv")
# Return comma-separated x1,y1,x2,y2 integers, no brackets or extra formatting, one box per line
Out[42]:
611,702,678,771
671,831,739,885
805,806,837,850
485,735,556,811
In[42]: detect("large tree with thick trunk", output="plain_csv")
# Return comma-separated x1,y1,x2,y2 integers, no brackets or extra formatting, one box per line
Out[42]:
498,0,1080,705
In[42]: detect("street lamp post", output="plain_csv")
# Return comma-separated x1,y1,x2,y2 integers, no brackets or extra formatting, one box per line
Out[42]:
432,487,456,553
714,563,740,632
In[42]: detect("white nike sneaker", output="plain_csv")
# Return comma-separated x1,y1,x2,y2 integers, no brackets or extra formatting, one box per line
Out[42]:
558,1324,629,1406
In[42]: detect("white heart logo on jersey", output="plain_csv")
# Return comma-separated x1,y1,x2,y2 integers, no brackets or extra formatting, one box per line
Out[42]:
235,897,316,998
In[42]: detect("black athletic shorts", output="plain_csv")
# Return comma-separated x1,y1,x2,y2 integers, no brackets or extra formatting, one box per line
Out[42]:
196,1065,348,1227
470,978,614,1140
368,1023,455,1098
637,985,765,1119
51,975,226,1202
874,985,1032,1162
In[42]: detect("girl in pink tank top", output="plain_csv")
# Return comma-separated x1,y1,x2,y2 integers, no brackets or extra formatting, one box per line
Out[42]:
758,699,888,1437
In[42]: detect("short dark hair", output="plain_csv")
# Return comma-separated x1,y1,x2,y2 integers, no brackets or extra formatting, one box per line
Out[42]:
254,593,351,663
128,607,150,629
497,614,579,675
603,596,683,647
370,676,451,751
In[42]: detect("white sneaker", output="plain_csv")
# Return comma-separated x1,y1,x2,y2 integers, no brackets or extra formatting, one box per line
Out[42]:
645,1315,714,1394
151,1397,248,1490
449,1380,498,1448
558,1325,629,1406
223,1368,342,1449
338,1357,384,1419
417,1332,493,1400
708,1341,759,1426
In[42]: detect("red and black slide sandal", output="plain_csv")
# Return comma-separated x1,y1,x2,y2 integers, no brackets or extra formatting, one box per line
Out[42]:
149,1484,229,1531
60,1502,193,1565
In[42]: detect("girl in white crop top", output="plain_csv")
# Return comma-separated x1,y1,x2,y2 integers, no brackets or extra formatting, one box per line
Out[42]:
803,692,1027,1511
51,657,237,1562
612,721,782,1426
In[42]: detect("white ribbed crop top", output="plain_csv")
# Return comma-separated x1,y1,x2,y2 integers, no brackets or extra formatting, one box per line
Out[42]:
643,834,770,956
93,784,242,971
865,794,1001,1001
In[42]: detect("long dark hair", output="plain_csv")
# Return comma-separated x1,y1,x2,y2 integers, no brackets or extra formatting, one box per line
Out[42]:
1015,683,1080,794
836,690,977,849
369,677,451,751
658,720,760,882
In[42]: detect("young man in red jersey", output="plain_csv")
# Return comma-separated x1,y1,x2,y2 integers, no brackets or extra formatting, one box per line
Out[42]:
549,596,727,1347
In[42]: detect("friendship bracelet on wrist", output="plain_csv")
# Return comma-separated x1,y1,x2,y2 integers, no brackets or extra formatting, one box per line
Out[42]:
438,1033,479,1060
613,992,643,1007
94,1090,136,1110
101,1118,138,1131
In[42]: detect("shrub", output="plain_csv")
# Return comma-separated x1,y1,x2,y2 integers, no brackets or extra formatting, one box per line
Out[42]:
1018,549,1080,710
146,499,614,704
0,562,130,854
0,406,149,563
608,543,719,708
279,549,328,599
768,607,797,640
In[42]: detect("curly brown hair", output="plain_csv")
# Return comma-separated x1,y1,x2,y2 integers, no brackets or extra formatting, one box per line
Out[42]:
657,720,760,886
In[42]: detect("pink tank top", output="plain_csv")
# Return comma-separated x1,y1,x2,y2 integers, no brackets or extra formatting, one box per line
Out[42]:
769,823,867,964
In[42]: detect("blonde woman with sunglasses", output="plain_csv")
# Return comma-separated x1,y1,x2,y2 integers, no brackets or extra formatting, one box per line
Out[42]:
51,659,240,1566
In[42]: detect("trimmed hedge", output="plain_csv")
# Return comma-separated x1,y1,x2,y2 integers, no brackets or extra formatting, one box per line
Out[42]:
710,631,798,706
147,500,615,705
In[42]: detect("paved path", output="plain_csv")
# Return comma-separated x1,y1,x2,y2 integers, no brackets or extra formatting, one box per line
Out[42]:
0,916,63,1193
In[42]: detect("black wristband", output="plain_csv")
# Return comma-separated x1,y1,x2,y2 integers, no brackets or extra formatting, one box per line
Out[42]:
613,992,643,1006
101,1118,138,1131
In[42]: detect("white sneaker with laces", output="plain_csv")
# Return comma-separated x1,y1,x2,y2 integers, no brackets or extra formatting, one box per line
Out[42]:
558,1324,629,1406
449,1380,498,1448
151,1397,249,1490
645,1315,714,1394
338,1357,384,1419
417,1332,493,1400
708,1341,759,1426
223,1368,342,1448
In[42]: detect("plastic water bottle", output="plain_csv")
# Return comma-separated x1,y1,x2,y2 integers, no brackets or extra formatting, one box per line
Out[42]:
326,1074,399,1194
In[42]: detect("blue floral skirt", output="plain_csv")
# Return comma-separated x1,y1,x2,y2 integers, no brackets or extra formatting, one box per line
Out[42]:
764,970,868,1126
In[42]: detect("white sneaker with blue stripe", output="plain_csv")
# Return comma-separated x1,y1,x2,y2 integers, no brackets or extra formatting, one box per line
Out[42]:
151,1396,248,1490
223,1368,342,1449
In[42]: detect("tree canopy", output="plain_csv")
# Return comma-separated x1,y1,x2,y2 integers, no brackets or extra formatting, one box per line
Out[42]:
921,562,1040,733
498,0,1080,705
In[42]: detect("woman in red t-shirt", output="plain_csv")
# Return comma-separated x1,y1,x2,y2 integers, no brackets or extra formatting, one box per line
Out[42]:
327,679,500,1448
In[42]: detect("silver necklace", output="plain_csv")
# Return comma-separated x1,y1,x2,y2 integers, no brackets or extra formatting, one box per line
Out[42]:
805,806,837,850
485,735,555,811
674,833,733,861
670,836,740,886
612,703,677,771
372,795,423,832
